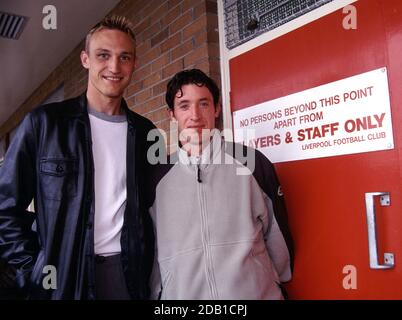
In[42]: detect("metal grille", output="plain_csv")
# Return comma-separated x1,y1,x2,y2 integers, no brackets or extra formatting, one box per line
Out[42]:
224,0,334,50
0,11,28,40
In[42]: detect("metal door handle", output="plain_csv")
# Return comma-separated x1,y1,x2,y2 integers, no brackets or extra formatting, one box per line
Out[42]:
364,192,394,269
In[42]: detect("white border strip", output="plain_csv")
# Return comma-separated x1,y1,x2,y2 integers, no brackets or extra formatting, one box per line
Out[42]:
218,0,233,135
218,0,358,133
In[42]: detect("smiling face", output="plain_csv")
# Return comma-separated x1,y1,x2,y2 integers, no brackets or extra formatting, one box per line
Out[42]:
80,28,135,105
170,84,220,153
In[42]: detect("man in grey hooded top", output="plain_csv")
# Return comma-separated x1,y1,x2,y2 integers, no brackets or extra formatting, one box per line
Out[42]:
148,69,294,300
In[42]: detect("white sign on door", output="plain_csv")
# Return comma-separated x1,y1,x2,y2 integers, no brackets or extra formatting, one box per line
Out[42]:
233,67,394,163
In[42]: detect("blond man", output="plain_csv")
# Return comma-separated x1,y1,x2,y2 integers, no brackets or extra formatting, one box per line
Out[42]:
0,16,156,300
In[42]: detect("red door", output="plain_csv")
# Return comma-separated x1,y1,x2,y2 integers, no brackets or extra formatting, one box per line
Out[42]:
229,0,402,299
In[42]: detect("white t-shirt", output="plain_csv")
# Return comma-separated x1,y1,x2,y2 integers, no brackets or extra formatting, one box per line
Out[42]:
88,107,127,256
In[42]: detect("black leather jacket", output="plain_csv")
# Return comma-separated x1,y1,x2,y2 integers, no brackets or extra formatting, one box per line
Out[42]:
0,94,157,299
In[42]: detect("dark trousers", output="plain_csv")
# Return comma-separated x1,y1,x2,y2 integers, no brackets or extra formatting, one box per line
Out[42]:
95,254,131,300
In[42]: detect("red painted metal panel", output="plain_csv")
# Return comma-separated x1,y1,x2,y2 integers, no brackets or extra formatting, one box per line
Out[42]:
229,0,402,299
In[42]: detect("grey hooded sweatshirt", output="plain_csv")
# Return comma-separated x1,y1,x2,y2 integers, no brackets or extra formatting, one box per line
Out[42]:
148,132,293,300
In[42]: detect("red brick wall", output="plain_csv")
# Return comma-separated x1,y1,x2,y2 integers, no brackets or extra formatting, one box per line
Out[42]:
0,0,221,150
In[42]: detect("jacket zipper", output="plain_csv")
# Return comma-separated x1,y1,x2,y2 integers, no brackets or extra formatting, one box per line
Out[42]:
197,164,202,183
195,161,218,299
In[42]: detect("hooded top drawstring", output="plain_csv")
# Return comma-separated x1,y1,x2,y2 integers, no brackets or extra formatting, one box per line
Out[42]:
197,164,202,183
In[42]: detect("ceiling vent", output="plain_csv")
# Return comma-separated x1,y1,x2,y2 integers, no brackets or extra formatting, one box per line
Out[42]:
0,11,28,40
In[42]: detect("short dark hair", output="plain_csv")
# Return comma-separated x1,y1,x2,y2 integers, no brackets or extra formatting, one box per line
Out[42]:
85,15,136,52
165,69,220,110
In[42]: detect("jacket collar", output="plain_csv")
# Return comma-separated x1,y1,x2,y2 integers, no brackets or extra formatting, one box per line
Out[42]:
178,130,224,169
69,92,136,128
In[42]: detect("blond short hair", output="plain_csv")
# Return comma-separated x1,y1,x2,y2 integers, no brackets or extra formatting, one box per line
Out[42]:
85,15,136,52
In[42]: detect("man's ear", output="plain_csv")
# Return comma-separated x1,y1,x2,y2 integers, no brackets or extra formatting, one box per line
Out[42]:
215,103,221,118
80,51,90,69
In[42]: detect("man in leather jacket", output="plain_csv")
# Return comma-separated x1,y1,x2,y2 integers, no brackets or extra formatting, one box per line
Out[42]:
0,15,157,299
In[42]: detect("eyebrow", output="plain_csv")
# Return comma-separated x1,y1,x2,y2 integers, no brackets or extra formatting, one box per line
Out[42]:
176,97,211,102
176,99,189,106
94,48,134,55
